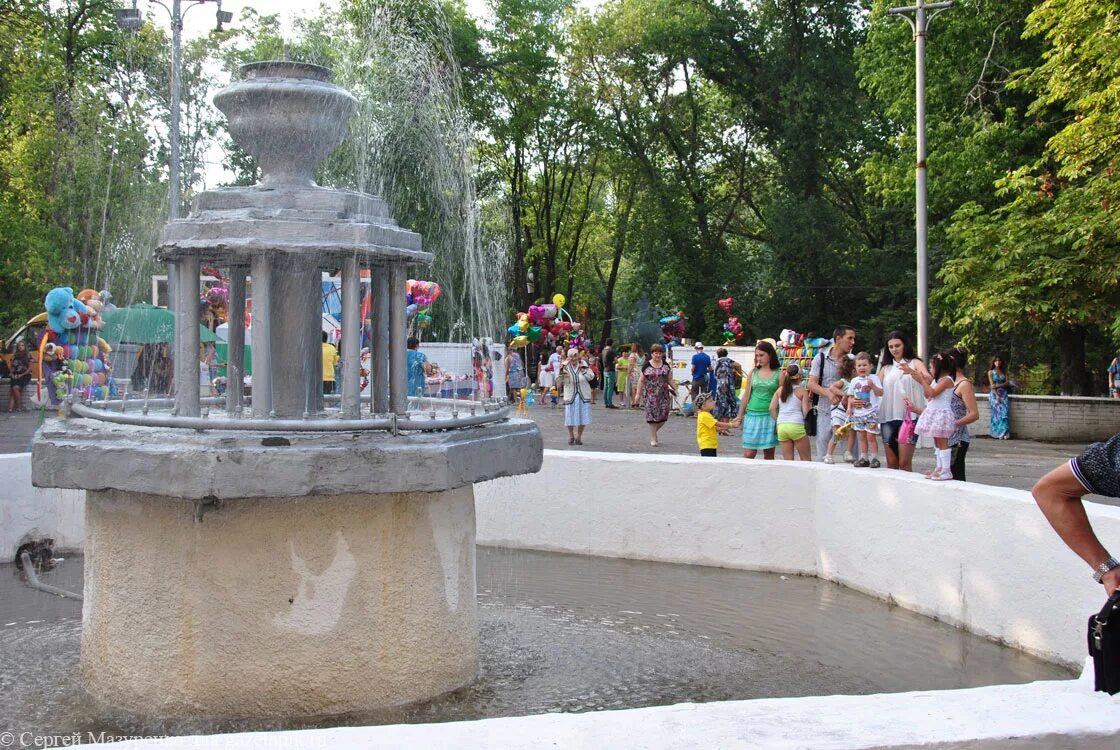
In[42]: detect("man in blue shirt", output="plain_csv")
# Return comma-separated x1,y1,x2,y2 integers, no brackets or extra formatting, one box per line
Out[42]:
689,341,712,411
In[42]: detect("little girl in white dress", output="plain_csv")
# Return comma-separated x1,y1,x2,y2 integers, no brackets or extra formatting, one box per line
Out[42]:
910,351,959,481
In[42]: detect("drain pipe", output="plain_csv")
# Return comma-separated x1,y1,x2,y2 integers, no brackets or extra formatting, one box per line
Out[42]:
19,552,83,601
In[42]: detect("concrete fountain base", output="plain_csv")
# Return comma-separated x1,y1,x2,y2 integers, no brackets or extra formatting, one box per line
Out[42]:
82,486,479,718
32,416,542,718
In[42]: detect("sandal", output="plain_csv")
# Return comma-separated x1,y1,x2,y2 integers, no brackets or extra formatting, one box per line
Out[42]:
568,437,575,445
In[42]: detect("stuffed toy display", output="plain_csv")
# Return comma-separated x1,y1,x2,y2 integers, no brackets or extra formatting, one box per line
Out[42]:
38,286,118,405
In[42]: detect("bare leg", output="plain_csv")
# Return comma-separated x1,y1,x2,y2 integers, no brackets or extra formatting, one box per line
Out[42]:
762,447,775,460
744,448,758,459
780,441,794,460
898,441,916,472
648,422,660,447
794,437,811,461
885,441,900,469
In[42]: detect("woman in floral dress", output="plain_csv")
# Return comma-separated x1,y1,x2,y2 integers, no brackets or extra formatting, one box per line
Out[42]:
637,344,676,447
988,355,1010,439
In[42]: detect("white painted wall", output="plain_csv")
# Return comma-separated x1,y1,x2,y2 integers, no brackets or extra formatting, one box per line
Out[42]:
476,450,1120,669
0,453,84,560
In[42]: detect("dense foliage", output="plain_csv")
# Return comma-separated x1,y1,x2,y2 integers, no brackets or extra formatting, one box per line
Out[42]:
1,0,1116,392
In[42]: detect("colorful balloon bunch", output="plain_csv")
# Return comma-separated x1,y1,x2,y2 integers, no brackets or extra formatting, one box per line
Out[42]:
723,317,744,344
406,279,441,330
659,312,686,347
508,293,584,348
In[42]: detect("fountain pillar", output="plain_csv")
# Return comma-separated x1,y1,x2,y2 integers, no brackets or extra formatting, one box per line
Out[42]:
373,267,390,414
175,252,200,416
226,266,246,415
389,263,408,414
340,254,361,418
249,252,273,417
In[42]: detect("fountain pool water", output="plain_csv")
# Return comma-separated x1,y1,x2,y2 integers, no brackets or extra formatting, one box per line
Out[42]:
0,547,1070,739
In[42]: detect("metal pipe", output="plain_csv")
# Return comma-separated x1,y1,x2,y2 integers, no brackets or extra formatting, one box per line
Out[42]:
226,265,246,415
20,552,82,601
175,253,200,417
70,400,511,432
340,253,361,418
372,267,390,414
250,253,273,417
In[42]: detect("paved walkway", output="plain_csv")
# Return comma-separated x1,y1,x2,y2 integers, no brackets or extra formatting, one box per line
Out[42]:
2,399,1113,506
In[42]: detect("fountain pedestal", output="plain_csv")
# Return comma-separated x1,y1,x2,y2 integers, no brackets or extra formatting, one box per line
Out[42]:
34,418,541,718
82,487,479,717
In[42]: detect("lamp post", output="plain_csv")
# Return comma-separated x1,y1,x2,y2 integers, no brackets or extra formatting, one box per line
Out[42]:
115,0,232,309
888,0,951,363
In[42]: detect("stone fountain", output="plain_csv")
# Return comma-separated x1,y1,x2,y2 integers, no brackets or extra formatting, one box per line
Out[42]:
31,61,542,719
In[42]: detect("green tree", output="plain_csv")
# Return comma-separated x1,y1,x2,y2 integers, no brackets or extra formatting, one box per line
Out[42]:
938,0,1119,394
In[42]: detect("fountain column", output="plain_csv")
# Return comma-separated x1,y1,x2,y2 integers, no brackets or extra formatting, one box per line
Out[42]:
372,266,390,414
389,263,407,414
226,266,247,415
175,252,200,416
250,253,273,417
340,254,361,418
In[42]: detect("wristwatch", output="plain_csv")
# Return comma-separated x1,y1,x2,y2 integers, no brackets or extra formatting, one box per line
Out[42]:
1093,556,1120,583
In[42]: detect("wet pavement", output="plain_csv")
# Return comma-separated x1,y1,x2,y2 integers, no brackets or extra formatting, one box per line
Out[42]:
2,401,1113,505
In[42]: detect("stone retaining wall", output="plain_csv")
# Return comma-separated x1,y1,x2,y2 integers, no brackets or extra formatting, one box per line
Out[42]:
972,394,1120,442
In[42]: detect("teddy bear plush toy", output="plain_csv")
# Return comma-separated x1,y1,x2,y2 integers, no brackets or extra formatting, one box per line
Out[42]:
76,289,104,330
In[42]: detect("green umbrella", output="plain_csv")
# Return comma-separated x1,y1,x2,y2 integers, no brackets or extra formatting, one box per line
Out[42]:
101,303,217,344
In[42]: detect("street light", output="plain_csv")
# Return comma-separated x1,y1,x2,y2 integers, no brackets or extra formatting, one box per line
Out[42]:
115,1,231,309
888,0,952,364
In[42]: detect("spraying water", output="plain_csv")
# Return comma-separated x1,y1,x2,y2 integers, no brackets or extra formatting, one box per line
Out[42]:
323,0,508,344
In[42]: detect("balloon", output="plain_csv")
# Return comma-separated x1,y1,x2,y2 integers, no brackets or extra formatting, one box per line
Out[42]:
507,323,521,336
517,319,529,331
528,305,546,324
541,304,558,320
527,325,543,341
718,297,734,314
552,293,566,308
416,313,433,329
570,322,581,332
406,303,419,320
510,335,530,348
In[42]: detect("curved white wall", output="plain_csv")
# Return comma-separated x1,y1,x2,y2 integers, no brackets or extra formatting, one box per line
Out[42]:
475,450,1120,669
0,453,84,561
6,450,1120,748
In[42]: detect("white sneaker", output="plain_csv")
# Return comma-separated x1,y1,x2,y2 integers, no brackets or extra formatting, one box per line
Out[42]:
823,455,835,465
843,451,854,463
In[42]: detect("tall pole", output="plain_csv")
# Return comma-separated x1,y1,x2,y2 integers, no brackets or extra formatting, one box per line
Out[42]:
166,0,183,315
889,1,951,363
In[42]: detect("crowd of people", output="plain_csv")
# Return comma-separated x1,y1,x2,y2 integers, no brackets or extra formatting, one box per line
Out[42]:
518,326,1033,481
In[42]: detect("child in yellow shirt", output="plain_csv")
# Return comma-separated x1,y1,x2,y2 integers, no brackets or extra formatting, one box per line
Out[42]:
696,392,734,456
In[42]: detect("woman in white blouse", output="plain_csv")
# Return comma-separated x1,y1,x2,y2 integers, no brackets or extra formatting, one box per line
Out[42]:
877,331,929,471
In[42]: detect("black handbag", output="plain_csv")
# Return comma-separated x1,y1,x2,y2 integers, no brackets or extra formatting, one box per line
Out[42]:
1089,590,1120,694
